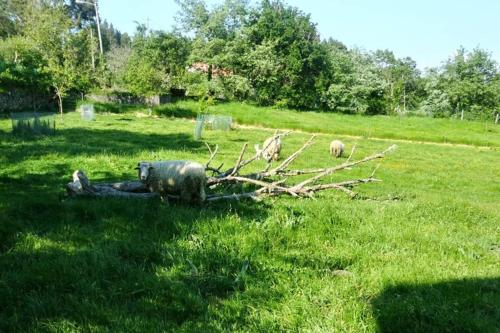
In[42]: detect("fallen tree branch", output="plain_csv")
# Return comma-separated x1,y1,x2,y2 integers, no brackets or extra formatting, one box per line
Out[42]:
66,170,159,199
205,142,219,168
66,135,397,203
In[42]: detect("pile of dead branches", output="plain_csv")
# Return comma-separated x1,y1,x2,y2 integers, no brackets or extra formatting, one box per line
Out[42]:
203,132,397,202
65,132,396,202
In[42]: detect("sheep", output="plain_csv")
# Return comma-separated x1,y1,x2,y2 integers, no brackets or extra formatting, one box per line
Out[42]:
254,135,282,162
329,140,345,158
135,160,206,204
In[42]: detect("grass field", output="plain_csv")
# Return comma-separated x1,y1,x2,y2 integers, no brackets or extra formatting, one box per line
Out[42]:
162,100,500,148
0,105,499,332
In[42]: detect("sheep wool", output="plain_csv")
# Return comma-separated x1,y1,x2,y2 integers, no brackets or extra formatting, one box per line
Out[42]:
255,135,282,162
330,140,345,158
136,160,206,203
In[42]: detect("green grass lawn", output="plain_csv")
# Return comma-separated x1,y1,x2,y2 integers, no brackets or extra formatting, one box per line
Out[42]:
155,100,500,148
0,107,499,332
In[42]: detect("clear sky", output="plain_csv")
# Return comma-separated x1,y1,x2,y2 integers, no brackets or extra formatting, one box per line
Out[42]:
98,0,500,70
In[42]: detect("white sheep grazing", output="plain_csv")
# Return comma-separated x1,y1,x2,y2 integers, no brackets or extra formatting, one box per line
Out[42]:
254,135,282,162
135,160,206,203
329,140,345,158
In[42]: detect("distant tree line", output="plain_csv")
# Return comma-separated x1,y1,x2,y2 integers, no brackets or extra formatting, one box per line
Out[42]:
1,0,499,120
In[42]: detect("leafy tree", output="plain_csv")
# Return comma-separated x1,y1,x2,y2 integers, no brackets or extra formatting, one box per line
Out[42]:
0,36,47,92
175,0,249,81
23,3,93,116
105,45,132,88
372,50,422,114
237,0,331,108
123,27,191,98
441,47,498,119
322,47,386,114
0,0,28,38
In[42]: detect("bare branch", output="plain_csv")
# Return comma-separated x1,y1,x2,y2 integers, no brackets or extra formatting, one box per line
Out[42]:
346,143,357,163
270,134,316,174
204,142,219,168
292,146,396,191
236,130,291,171
229,143,248,176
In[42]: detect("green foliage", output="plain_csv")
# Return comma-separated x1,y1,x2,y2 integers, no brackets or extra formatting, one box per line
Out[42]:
0,36,48,91
183,71,209,97
438,47,499,120
105,46,132,88
240,0,330,109
322,49,386,114
20,3,94,114
123,30,191,97
0,0,498,121
0,0,27,38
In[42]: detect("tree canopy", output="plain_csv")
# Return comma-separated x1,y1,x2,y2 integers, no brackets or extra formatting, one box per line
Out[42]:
0,0,499,120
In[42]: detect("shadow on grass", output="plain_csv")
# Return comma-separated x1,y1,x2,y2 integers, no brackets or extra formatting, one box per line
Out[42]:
0,167,271,331
0,121,282,331
372,278,500,333
153,104,198,119
0,127,203,163
92,102,143,114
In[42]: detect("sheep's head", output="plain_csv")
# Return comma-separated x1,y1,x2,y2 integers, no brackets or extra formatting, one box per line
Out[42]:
135,162,153,181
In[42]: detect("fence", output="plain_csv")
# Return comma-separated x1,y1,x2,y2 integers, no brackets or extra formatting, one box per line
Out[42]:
194,114,233,140
11,112,56,136
79,104,95,121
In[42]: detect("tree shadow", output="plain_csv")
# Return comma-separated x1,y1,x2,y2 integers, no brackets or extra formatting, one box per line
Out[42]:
0,167,272,331
0,120,286,330
0,127,203,163
372,278,500,333
153,104,198,119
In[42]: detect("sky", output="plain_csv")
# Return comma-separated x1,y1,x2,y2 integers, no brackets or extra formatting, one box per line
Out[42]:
98,0,500,70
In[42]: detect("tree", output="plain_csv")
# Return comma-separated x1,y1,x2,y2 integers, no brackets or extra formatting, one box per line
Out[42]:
371,50,422,114
23,3,93,116
0,36,47,92
175,0,249,82
236,0,330,108
0,0,27,38
322,47,386,114
123,27,191,98
441,47,498,119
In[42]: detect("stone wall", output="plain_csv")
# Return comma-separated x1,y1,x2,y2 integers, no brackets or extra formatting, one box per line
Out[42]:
87,92,171,106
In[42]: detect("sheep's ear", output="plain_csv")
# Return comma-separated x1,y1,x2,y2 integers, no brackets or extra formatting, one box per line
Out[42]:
134,162,140,170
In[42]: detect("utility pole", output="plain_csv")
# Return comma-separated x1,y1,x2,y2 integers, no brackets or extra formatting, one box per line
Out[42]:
94,0,103,55
76,0,103,55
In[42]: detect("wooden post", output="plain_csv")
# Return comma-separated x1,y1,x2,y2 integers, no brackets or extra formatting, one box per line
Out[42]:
495,113,499,124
